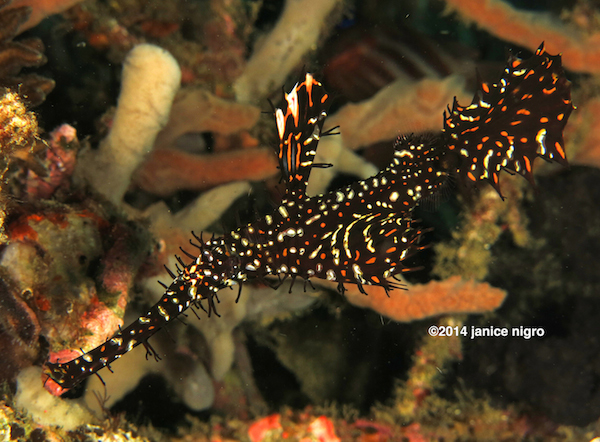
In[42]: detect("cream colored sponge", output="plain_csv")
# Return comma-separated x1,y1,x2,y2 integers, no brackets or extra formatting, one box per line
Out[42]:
15,366,97,431
81,44,181,204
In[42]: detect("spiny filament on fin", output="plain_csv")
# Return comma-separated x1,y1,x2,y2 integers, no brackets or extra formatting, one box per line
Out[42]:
44,47,573,391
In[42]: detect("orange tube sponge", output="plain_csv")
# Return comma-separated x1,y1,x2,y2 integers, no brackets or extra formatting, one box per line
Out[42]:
330,276,506,322
444,0,600,74
328,75,470,151
8,0,84,32
134,146,278,197
152,88,260,152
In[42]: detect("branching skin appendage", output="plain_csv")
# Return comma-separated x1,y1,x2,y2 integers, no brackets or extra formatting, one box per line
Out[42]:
44,44,573,393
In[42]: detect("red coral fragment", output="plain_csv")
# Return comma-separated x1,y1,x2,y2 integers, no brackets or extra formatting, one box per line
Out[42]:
79,294,123,339
48,348,82,364
42,373,68,396
307,416,341,442
6,219,38,242
248,414,282,442
26,124,78,199
139,20,179,38
33,292,51,311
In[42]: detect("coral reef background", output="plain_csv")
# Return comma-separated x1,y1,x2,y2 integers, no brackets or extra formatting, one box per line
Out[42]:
1,0,600,441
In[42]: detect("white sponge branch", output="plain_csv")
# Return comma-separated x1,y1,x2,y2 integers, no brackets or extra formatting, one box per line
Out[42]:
78,44,181,204
233,0,342,103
